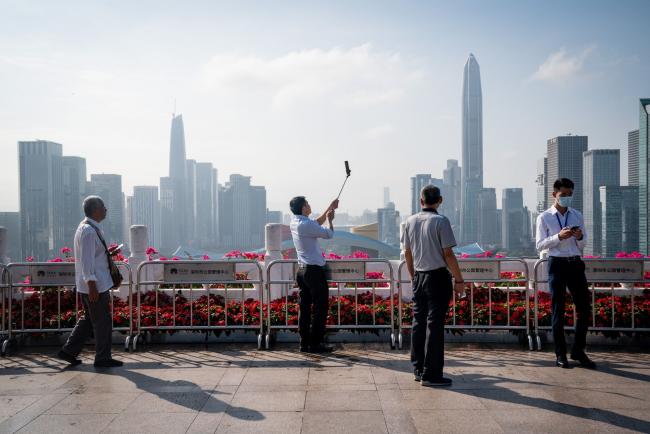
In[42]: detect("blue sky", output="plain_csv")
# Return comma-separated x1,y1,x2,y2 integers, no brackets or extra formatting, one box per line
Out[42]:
1,0,648,215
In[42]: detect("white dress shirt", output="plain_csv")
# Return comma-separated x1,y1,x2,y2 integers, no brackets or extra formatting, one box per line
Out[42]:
74,218,113,294
535,206,587,258
290,215,333,266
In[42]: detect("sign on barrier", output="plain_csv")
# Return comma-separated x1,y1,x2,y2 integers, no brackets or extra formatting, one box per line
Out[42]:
584,260,644,281
163,262,235,283
29,264,76,285
326,260,366,281
459,261,501,280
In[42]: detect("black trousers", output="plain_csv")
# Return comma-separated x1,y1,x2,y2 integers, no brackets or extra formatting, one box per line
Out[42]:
410,268,453,379
548,256,591,357
296,265,329,347
62,291,113,362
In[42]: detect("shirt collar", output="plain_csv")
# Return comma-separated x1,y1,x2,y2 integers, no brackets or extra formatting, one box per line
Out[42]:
86,217,101,225
421,208,439,214
549,206,571,215
293,214,309,221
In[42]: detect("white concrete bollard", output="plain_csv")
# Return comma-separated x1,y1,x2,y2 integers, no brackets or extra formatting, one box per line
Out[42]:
127,225,150,298
265,223,288,301
0,227,8,264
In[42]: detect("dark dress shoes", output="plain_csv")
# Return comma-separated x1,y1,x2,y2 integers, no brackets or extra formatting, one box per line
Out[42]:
414,368,423,382
571,353,597,369
94,359,124,368
556,355,572,369
308,344,334,354
57,350,82,366
421,376,452,387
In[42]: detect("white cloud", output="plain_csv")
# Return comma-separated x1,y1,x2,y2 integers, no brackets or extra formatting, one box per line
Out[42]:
200,44,420,111
529,46,596,83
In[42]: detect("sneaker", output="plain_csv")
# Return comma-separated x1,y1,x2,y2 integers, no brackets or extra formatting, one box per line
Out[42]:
308,345,334,354
93,359,124,368
57,350,82,366
421,376,452,387
413,368,423,382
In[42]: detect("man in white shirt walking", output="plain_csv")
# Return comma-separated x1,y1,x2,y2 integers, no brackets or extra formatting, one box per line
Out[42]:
58,196,123,368
536,178,596,369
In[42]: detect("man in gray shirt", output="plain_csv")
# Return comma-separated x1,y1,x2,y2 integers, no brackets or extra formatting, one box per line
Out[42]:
402,185,464,387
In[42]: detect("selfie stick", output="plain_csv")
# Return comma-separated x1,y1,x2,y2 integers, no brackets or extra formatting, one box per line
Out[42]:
336,161,351,200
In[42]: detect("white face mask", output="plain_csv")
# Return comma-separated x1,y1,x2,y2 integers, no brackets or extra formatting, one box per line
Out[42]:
557,196,572,208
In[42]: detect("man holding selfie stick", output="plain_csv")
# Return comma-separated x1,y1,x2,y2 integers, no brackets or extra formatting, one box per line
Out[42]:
289,196,339,353
536,178,596,370
402,185,464,387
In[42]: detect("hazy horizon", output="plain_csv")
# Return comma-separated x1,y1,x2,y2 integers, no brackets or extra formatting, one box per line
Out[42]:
1,0,649,216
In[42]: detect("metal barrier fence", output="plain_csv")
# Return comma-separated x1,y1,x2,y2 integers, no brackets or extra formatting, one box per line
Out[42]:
264,259,396,349
0,261,133,357
134,260,265,350
397,258,533,350
0,264,8,356
533,257,650,350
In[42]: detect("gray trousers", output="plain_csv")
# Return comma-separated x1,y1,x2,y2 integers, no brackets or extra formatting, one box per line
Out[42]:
62,291,113,362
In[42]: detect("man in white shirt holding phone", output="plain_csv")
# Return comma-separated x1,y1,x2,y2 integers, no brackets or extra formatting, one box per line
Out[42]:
536,178,596,370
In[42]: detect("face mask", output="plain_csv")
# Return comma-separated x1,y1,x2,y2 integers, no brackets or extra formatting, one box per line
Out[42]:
557,196,572,208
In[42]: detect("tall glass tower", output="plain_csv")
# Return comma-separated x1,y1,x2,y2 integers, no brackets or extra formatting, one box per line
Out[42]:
460,53,483,244
639,99,650,254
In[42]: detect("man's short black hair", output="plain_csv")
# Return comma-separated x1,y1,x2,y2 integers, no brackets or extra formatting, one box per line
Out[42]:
289,196,307,215
421,185,441,206
553,178,574,192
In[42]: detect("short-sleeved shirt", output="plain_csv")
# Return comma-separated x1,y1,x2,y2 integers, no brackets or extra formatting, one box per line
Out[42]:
290,215,334,266
401,209,457,272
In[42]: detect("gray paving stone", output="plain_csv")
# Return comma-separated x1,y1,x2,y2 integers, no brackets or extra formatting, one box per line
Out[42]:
410,409,504,434
45,392,141,414
216,410,302,433
229,390,306,411
301,410,388,434
15,413,116,434
101,412,196,433
305,390,381,411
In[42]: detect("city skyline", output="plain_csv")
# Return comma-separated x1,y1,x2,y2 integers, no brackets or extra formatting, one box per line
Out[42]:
1,1,649,216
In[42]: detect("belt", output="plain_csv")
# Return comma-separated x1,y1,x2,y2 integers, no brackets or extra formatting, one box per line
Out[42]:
298,264,326,270
549,256,581,261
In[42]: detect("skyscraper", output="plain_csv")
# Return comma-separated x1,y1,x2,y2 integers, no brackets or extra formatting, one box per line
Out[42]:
410,174,442,215
164,114,189,249
546,135,588,212
62,156,86,245
628,129,640,186
502,188,525,252
18,140,64,260
639,99,650,253
583,149,620,256
0,212,22,261
130,186,161,248
476,188,498,247
460,53,483,244
88,174,124,244
600,186,639,256
383,187,390,207
195,162,217,248
218,175,267,249
443,159,462,229
185,159,197,244
377,202,400,248
535,157,548,213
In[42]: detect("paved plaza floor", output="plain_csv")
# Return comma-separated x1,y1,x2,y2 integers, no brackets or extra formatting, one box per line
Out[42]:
1,343,649,433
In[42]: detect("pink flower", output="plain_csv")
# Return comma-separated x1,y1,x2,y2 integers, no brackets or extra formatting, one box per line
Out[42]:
146,247,158,255
171,256,180,261
202,254,210,260
48,257,63,263
25,256,34,262
60,246,72,255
